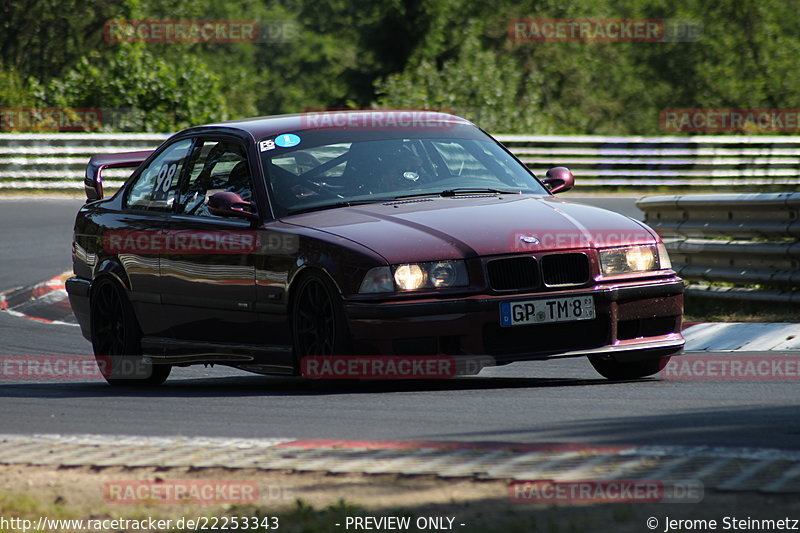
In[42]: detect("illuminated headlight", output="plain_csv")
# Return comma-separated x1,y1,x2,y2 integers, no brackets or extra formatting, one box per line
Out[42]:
599,244,663,275
359,261,468,293
393,261,468,290
394,264,426,290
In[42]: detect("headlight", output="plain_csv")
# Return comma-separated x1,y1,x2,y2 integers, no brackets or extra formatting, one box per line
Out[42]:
359,266,394,293
625,245,656,271
359,260,468,293
429,261,458,287
394,264,426,290
599,244,662,275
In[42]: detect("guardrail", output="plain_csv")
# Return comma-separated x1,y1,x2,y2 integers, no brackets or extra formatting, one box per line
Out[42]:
0,133,169,190
637,193,800,304
498,134,800,187
2,132,800,190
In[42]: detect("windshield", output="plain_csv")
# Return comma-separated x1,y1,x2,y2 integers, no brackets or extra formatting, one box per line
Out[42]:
259,125,549,217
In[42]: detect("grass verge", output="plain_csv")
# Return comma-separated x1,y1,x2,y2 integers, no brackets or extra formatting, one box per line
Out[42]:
0,464,798,533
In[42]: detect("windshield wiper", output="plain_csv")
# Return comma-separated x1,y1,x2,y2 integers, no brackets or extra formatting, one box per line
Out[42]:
286,198,394,216
286,188,523,215
440,187,522,196
394,188,522,200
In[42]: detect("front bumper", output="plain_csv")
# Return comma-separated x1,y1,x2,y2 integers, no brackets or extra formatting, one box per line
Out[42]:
344,278,684,364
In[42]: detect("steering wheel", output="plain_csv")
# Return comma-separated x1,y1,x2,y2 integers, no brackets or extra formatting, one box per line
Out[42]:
184,191,210,216
291,177,343,200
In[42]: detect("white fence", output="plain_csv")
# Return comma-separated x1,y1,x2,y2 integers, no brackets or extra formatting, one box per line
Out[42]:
0,133,168,190
2,133,800,190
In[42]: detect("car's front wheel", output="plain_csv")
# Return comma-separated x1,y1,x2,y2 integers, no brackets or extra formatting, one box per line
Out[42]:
90,277,170,386
291,272,351,358
588,354,671,380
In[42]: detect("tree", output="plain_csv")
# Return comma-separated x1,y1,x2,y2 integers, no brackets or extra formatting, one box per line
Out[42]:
40,44,228,131
376,27,549,134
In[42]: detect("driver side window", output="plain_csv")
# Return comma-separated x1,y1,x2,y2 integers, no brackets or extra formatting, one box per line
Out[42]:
176,140,254,218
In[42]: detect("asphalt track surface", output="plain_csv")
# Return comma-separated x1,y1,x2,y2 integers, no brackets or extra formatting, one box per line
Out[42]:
0,196,798,451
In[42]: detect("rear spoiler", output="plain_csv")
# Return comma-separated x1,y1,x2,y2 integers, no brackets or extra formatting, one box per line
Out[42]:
85,150,154,201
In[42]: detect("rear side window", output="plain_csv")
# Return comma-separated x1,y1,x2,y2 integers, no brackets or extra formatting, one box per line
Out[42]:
126,139,193,211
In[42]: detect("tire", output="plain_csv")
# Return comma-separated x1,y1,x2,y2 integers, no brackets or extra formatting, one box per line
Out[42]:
90,277,170,386
291,272,351,358
589,354,671,381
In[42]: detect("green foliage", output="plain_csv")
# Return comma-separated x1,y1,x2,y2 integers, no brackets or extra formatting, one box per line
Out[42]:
0,0,128,81
0,65,37,107
376,27,549,134
1,0,799,133
377,0,800,134
39,44,228,131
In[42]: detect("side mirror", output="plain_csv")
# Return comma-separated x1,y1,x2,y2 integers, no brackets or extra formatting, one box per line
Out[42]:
207,191,259,222
542,166,574,194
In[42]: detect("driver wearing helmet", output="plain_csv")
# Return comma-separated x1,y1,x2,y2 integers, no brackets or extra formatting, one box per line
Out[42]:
344,140,425,195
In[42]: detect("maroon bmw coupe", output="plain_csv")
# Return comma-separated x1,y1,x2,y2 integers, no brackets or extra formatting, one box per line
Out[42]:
66,111,684,385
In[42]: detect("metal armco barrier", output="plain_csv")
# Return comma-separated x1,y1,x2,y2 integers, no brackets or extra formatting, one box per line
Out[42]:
637,193,800,303
498,134,800,187
0,133,168,190
2,132,800,190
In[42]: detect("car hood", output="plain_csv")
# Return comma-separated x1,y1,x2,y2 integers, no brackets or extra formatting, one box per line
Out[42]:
282,195,656,264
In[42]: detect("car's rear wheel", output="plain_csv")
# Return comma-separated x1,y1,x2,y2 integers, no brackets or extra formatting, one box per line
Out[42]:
90,277,170,386
292,272,350,358
588,354,671,380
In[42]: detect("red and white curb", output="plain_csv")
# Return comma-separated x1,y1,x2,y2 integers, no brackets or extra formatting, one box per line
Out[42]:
0,272,76,326
2,273,798,352
1,434,799,493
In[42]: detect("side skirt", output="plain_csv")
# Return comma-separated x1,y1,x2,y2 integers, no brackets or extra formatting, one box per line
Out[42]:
141,337,295,375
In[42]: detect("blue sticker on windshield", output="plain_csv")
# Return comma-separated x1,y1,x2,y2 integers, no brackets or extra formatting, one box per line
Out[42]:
275,133,301,148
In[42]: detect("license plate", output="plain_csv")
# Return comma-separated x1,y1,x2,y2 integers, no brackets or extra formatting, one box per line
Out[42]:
500,295,595,327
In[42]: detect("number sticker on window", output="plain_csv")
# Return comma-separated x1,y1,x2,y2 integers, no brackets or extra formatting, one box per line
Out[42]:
152,162,178,201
